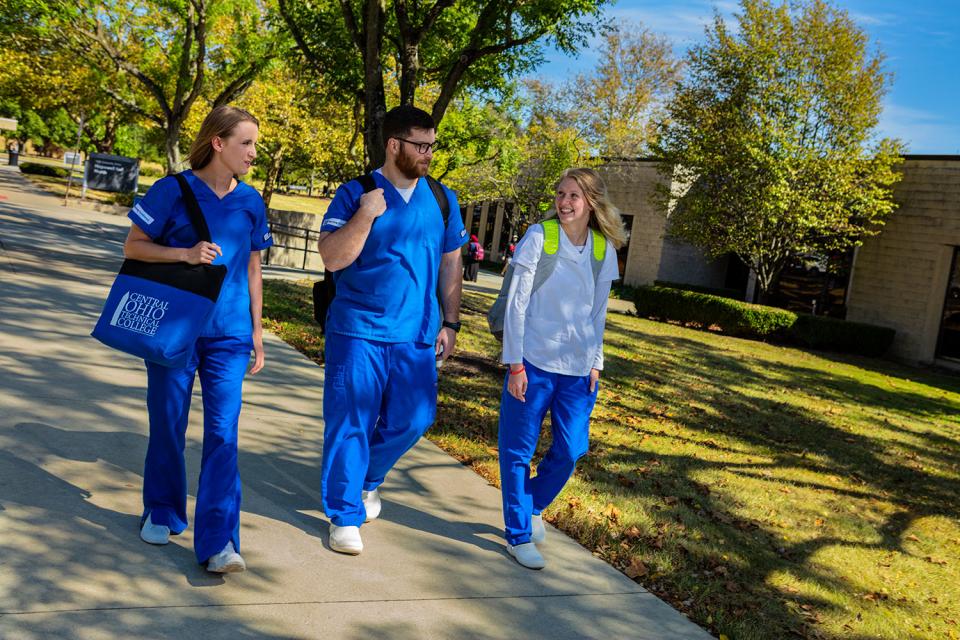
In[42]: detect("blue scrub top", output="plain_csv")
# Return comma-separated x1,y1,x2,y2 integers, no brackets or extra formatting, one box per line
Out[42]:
320,173,468,345
128,170,273,338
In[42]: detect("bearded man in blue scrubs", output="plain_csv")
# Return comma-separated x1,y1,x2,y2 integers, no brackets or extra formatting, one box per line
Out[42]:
317,105,468,554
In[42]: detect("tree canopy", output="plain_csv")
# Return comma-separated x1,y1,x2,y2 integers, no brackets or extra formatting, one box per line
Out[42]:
652,0,905,297
2,0,279,171
277,0,610,168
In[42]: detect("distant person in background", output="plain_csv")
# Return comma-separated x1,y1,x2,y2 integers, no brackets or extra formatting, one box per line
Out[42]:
500,235,518,277
7,139,19,166
496,167,625,570
464,233,483,282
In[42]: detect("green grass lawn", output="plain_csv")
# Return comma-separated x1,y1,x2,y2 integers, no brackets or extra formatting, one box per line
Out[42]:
262,280,960,640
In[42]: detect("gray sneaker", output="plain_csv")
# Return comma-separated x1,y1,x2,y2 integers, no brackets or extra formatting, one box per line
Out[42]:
508,542,546,569
329,524,363,555
206,542,246,573
140,513,170,545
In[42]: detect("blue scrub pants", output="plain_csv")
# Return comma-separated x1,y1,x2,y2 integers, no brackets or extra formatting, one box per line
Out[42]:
142,335,251,564
498,360,598,546
322,335,437,526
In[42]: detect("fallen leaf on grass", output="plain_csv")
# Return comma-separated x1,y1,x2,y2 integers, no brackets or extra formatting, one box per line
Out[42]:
602,503,622,524
924,556,948,566
814,518,825,527
906,534,920,542
623,526,642,540
625,558,649,579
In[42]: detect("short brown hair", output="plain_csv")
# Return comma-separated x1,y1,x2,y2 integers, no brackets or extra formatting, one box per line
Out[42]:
382,105,435,145
188,105,259,170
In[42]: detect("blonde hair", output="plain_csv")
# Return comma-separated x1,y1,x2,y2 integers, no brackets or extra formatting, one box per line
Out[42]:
188,105,259,170
549,167,628,249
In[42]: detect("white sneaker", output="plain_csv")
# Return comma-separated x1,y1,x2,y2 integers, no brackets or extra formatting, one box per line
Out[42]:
508,542,546,570
140,513,170,545
329,524,363,555
531,514,546,545
363,489,382,522
206,542,246,573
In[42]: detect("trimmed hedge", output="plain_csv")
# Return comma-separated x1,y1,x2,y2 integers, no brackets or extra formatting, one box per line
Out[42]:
20,162,70,178
633,285,895,357
634,285,795,337
654,279,743,300
790,313,895,358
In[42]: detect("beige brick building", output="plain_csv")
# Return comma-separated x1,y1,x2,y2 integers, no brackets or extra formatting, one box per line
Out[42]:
846,156,960,364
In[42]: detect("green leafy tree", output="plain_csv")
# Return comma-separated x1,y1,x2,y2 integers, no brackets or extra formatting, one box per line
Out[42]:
652,0,905,299
236,63,359,208
277,0,610,168
439,82,589,236
571,23,681,157
3,0,279,171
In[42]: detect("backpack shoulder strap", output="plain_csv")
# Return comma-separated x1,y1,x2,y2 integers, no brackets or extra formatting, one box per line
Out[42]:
531,220,559,294
590,228,607,283
541,218,560,255
351,173,377,194
173,173,213,243
425,175,449,229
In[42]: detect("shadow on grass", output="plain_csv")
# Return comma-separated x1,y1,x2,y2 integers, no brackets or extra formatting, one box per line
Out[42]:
434,312,960,640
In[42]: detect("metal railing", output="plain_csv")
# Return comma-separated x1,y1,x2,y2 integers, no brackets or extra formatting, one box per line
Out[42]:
263,221,323,270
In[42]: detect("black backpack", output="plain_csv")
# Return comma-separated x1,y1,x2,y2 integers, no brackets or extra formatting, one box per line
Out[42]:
313,174,451,331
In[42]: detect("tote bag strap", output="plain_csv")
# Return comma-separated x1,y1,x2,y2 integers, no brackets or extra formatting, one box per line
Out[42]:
173,173,213,243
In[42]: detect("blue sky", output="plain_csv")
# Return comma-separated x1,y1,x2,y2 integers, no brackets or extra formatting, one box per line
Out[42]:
538,0,960,154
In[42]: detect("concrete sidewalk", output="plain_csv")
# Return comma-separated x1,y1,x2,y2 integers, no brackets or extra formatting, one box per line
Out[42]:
0,166,706,640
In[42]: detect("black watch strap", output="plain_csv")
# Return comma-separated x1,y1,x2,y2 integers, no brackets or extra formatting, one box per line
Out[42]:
442,320,461,332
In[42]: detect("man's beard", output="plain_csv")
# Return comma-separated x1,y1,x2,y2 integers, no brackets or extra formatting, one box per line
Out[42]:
397,148,430,180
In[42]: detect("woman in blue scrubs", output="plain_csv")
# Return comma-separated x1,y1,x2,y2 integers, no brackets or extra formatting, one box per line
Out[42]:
498,168,626,569
122,106,273,573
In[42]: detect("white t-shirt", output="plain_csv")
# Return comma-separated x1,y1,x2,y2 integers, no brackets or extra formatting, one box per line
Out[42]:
501,223,620,376
374,168,415,203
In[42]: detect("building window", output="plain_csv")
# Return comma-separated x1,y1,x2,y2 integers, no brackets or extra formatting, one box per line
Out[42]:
617,214,634,277
937,247,960,361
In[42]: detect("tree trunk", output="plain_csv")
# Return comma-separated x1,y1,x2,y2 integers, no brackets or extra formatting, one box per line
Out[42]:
261,146,286,210
362,0,386,170
164,120,183,174
399,43,419,106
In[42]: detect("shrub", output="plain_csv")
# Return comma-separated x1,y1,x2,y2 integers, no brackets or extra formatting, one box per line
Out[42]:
654,280,743,300
112,192,136,207
633,285,895,356
634,286,796,337
138,162,165,178
20,162,69,178
788,313,895,357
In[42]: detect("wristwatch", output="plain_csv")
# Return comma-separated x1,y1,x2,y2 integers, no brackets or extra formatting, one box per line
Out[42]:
442,320,461,332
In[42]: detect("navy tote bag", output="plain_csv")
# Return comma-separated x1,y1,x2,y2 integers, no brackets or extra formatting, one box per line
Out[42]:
91,173,227,368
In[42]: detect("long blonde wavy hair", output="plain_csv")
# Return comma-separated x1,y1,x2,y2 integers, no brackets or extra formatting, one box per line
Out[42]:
547,167,628,249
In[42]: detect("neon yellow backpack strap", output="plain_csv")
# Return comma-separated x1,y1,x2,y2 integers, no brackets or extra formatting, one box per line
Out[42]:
541,218,560,255
591,228,606,262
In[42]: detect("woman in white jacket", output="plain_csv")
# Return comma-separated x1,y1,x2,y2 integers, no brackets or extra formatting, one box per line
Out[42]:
498,167,626,569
